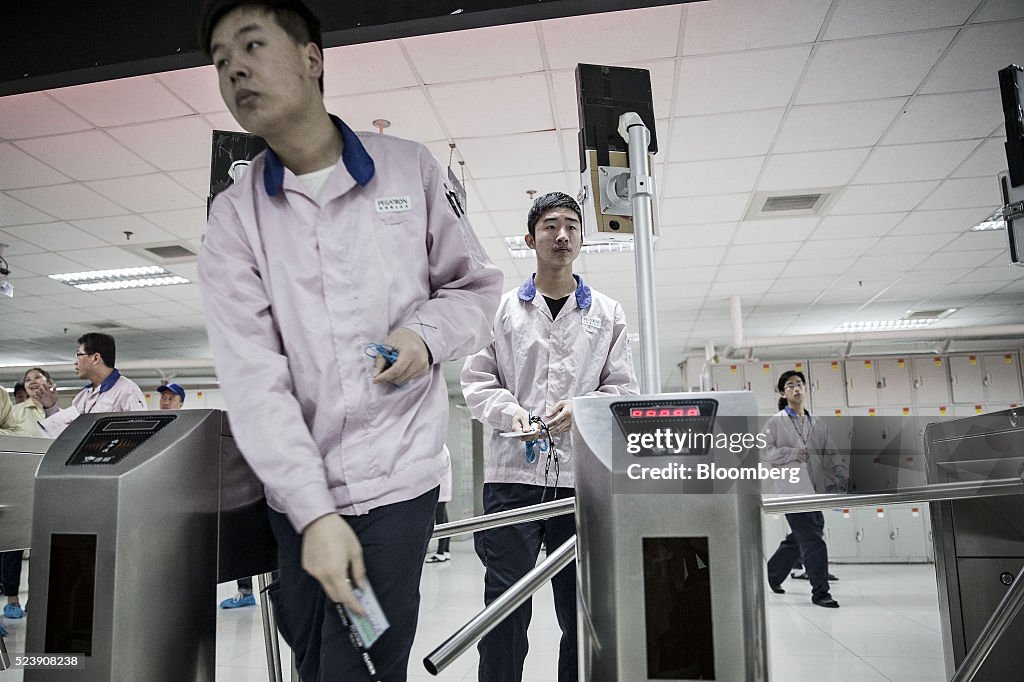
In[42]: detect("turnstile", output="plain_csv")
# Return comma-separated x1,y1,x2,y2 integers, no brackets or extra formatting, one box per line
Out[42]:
925,408,1024,681
24,409,275,682
574,392,767,681
0,435,50,552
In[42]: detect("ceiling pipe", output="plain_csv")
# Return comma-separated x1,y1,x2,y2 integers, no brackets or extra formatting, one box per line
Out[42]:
0,358,216,381
729,295,744,349
731,325,1024,353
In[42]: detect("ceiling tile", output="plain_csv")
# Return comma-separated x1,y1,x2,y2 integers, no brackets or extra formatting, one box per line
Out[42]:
972,0,1024,21
831,181,939,214
722,241,803,264
541,5,683,70
168,169,212,201
63,246,154,270
781,257,856,277
0,143,71,189
473,173,571,212
49,76,193,127
7,184,128,220
867,234,952,256
14,131,156,181
655,223,737,249
824,0,979,40
795,237,878,260
942,229,1011,251
917,177,1003,210
403,23,543,84
854,140,979,183
796,31,956,104
715,262,787,281
327,89,446,142
323,40,420,96
921,21,1024,93
142,205,207,240
810,213,905,239
86,174,201,213
69,215,178,247
708,279,776,297
202,111,246,133
0,92,93,140
669,109,785,162
661,194,749,225
952,137,1010,178
917,248,1006,269
107,117,215,171
455,131,562,179
3,222,107,252
887,207,991,234
731,217,820,244
682,0,830,54
663,157,764,198
675,46,811,116
774,98,906,153
883,90,1004,145
156,66,226,114
6,276,77,296
0,193,57,227
429,74,553,138
759,148,870,191
0,228,47,256
8,251,93,277
656,246,728,267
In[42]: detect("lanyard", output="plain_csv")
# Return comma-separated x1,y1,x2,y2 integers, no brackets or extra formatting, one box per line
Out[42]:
788,413,811,450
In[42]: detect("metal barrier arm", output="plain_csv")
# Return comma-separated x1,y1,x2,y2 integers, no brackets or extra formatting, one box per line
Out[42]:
760,478,1024,515
431,498,575,540
423,535,577,675
951,562,1024,682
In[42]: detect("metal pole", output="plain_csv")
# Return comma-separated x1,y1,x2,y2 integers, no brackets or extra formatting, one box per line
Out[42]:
423,535,577,675
760,478,1024,515
257,572,284,682
950,563,1024,682
620,112,661,393
431,497,575,540
0,627,9,671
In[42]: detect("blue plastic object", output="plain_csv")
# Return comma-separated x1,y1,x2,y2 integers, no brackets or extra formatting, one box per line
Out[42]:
3,603,24,619
220,593,257,609
365,343,406,387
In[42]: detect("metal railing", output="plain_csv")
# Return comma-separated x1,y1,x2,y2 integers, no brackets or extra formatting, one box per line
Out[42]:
430,497,575,540
423,535,576,675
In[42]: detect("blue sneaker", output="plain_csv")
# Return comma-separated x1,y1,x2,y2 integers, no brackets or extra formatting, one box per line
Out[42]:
4,604,24,619
220,592,256,609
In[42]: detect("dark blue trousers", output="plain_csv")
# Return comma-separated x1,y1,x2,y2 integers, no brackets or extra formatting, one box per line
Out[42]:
475,483,577,682
0,550,24,597
767,511,832,601
268,486,439,682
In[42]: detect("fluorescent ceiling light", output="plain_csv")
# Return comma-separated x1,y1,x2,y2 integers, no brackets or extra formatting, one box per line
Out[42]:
834,319,938,332
970,207,1006,231
49,266,190,291
504,236,634,260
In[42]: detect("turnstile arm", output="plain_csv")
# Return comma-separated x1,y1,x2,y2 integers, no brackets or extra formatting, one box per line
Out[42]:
760,477,1024,515
950,562,1024,682
423,535,576,675
430,498,575,540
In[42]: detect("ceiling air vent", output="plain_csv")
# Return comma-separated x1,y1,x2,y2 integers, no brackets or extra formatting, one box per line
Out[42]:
123,241,198,265
91,321,124,330
145,245,196,260
744,188,839,221
904,308,956,321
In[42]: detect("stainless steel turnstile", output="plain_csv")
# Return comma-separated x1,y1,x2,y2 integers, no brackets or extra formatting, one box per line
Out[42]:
0,435,50,552
23,409,276,682
925,408,1024,682
574,391,767,681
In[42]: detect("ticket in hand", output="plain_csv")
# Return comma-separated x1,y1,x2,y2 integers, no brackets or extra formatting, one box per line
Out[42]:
499,428,540,438
340,581,390,648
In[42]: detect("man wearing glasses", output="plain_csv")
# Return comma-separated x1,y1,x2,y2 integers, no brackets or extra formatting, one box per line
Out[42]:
71,332,146,416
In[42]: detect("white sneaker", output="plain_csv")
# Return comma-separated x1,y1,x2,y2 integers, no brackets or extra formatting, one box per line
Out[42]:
425,552,450,564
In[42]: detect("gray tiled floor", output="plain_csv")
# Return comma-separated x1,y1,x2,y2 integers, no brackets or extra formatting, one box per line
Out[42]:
0,549,950,680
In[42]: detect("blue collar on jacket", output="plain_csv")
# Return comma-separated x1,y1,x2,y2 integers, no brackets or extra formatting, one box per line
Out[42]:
262,114,375,196
784,405,812,419
517,274,591,309
85,368,121,394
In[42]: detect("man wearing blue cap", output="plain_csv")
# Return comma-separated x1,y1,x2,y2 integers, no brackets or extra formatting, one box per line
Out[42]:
157,383,186,410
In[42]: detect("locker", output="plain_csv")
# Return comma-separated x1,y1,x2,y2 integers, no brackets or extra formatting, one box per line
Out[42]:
846,407,887,492
912,356,951,405
773,360,811,412
889,505,930,560
808,360,846,408
953,403,987,417
855,506,894,559
875,357,913,406
823,508,859,560
845,359,878,406
746,362,778,413
879,408,923,489
710,363,744,391
950,354,985,404
982,352,1023,403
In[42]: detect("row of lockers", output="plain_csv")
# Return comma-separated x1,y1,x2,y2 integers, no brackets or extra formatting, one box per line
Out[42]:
709,352,1023,414
762,503,934,564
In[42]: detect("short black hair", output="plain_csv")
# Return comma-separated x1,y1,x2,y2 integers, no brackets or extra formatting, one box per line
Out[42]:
776,370,806,410
23,367,53,383
78,332,117,369
13,382,26,399
199,0,325,93
526,192,582,238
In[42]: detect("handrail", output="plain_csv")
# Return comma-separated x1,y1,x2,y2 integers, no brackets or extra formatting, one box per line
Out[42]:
423,535,576,675
951,562,1024,682
760,478,1024,515
430,498,575,540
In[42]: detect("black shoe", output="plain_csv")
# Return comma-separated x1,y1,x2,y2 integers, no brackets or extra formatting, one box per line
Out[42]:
769,583,785,594
793,571,839,581
813,597,840,608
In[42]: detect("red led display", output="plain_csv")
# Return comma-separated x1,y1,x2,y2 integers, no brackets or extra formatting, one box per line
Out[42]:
629,406,700,418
